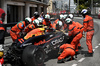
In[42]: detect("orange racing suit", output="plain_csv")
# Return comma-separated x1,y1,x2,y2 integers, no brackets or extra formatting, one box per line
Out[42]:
24,24,36,33
75,22,84,47
42,19,52,28
10,21,26,42
42,19,53,32
58,44,75,60
68,23,83,52
83,15,94,53
53,19,67,30
31,17,36,22
52,19,59,29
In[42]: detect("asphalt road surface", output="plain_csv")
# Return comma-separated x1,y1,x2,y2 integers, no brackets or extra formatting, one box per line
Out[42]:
4,17,100,66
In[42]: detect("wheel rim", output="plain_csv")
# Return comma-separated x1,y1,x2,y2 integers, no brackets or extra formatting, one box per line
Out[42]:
35,50,44,64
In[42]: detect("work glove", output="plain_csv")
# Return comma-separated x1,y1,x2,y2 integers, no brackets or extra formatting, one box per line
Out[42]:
58,48,63,55
43,26,47,29
83,34,85,38
82,31,85,38
64,33,69,36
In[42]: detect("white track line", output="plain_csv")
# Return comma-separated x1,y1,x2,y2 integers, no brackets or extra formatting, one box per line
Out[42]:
95,46,99,49
98,43,100,45
72,64,77,66
78,58,85,62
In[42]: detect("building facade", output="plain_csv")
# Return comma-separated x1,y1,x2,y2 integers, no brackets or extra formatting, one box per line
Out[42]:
47,0,56,13
0,0,49,23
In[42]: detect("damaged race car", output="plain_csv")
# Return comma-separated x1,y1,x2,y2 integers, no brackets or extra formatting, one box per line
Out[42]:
4,27,72,66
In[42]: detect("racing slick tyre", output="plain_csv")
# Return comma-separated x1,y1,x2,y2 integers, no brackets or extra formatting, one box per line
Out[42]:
22,45,45,66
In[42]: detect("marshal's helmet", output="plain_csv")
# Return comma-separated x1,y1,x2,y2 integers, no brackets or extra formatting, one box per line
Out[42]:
64,14,67,19
25,17,32,25
81,9,88,17
65,18,72,24
59,14,64,20
68,14,74,19
33,19,40,27
44,14,50,22
34,12,39,19
37,17,43,26
56,21,63,30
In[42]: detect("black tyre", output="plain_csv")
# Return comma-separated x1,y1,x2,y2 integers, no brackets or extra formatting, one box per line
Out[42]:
22,45,45,66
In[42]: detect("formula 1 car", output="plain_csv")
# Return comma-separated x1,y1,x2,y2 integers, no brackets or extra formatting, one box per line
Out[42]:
4,28,72,66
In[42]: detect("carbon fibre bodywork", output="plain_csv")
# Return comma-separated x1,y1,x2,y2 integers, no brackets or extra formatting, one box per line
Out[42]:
5,30,71,66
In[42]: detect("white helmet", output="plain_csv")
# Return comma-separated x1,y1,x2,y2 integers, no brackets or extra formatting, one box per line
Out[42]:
57,21,63,26
64,14,67,19
45,14,50,19
56,21,63,30
25,17,32,23
68,14,73,19
65,18,72,24
33,19,39,26
81,9,88,14
37,17,43,23
60,14,64,19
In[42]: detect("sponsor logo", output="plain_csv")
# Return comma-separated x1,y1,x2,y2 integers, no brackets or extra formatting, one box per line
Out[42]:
51,36,64,45
50,34,53,37
22,43,32,46
34,39,46,45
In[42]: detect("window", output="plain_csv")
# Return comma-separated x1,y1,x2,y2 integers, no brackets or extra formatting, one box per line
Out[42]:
0,0,1,8
7,5,18,23
37,0,41,2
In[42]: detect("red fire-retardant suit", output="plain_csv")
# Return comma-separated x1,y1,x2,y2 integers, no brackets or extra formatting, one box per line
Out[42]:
83,15,94,53
31,17,36,22
42,19,52,28
24,24,36,33
10,21,26,41
52,19,59,29
75,22,84,33
68,23,83,52
53,19,67,30
58,44,75,60
42,19,53,32
72,21,76,26
75,22,84,47
63,21,68,30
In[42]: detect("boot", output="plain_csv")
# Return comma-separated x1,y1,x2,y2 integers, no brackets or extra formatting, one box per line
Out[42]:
85,52,94,57
57,59,65,63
